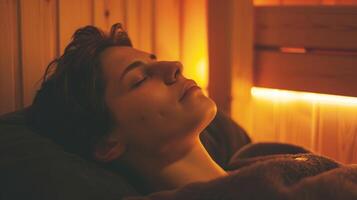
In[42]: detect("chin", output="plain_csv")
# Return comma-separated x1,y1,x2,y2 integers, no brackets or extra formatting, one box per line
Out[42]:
191,96,217,133
203,98,217,124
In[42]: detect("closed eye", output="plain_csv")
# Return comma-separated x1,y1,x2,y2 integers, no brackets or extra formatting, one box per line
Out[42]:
132,76,148,88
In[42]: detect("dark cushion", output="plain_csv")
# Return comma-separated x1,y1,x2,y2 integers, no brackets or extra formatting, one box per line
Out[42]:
0,108,251,200
200,110,251,168
226,142,311,170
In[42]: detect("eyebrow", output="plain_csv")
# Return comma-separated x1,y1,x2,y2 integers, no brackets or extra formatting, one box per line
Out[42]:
119,54,157,82
119,61,145,82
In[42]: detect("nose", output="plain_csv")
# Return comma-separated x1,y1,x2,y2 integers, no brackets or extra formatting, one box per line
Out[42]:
150,61,183,85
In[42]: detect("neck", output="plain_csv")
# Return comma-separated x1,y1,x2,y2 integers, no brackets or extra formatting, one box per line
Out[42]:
121,138,227,193
154,140,227,190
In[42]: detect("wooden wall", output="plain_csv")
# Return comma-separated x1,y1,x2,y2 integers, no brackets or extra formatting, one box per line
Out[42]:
207,0,357,164
251,90,357,164
208,0,254,133
254,6,357,97
255,0,357,5
0,0,208,114
249,2,357,164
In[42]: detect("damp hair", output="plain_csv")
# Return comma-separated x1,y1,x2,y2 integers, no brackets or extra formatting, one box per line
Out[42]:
26,23,132,160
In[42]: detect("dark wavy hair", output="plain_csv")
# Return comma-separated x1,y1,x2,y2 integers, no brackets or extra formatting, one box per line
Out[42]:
27,23,132,160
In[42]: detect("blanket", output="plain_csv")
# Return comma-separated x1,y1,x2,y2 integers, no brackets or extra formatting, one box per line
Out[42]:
124,148,357,200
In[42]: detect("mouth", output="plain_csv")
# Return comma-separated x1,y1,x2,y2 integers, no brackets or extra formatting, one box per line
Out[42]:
179,80,201,102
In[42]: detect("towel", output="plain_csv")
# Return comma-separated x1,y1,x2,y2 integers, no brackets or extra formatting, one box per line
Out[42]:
124,144,357,200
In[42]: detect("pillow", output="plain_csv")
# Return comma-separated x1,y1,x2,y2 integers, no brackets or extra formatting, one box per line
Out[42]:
0,109,138,200
0,108,250,199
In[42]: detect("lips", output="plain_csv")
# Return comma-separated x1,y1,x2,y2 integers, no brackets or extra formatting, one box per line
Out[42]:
179,80,199,101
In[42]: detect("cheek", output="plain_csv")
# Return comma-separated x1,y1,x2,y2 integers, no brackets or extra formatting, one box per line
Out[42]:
111,89,182,148
114,88,178,130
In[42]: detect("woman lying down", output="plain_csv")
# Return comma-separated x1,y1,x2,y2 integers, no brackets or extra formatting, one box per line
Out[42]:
28,23,357,200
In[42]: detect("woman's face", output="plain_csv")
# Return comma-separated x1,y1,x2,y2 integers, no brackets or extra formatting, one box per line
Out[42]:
100,46,217,159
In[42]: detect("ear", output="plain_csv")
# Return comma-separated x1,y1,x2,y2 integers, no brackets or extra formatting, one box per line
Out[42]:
93,136,126,162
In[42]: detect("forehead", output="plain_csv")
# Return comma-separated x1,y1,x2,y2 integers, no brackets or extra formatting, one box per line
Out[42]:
100,46,152,80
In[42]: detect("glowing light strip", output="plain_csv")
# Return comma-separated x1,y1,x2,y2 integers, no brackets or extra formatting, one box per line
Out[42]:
251,87,357,106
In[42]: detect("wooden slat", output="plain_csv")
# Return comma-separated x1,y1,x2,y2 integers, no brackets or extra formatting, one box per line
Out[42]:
181,0,208,89
251,97,316,151
125,0,139,48
59,0,93,54
335,104,357,163
137,0,153,53
94,0,152,51
230,0,254,134
281,0,321,4
321,0,338,5
252,92,357,163
337,0,357,5
254,0,280,5
93,0,125,32
20,0,57,107
153,0,180,61
251,97,279,142
317,104,357,163
93,0,106,30
0,0,20,114
254,50,357,97
255,6,357,50
275,101,315,150
315,105,339,161
207,0,233,115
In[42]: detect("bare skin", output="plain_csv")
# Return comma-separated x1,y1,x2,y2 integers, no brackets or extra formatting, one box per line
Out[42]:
94,46,227,193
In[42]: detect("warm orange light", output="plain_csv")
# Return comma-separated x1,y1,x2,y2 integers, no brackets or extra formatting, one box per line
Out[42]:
251,87,357,106
280,47,306,54
181,0,209,95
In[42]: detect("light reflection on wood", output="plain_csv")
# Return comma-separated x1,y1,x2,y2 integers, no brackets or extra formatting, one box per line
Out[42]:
254,0,357,5
251,95,357,164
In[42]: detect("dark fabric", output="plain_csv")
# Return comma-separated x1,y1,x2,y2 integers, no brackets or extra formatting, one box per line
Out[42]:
124,153,357,200
0,109,138,200
200,110,251,169
226,142,310,169
0,108,251,199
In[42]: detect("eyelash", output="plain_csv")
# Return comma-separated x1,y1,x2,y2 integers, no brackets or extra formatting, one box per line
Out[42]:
132,76,148,88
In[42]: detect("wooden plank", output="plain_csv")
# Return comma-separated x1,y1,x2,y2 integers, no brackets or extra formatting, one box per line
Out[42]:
93,0,125,32
20,0,57,107
251,88,315,148
153,0,180,61
337,0,357,4
59,0,93,54
252,89,357,164
94,0,152,51
125,0,139,48
254,0,280,5
321,0,338,5
0,0,20,114
315,104,339,161
231,0,254,134
317,103,357,163
254,50,357,97
181,0,208,90
207,0,233,115
275,100,315,150
93,0,106,30
137,0,153,53
255,6,357,50
251,97,279,142
281,0,321,4
335,104,357,163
